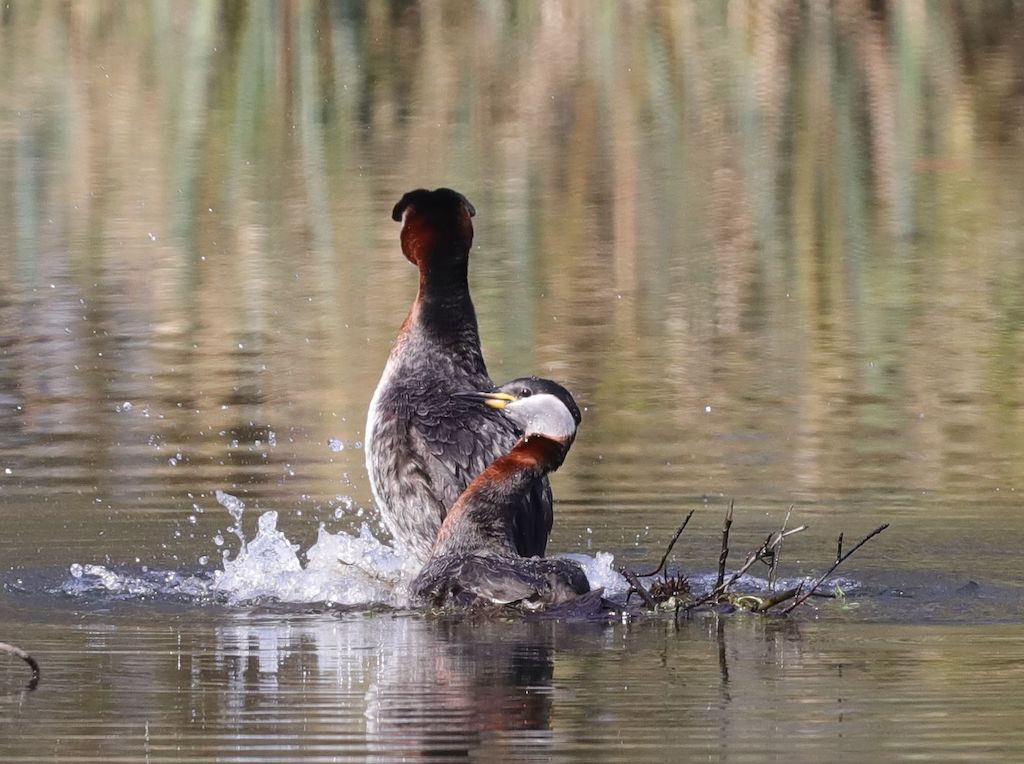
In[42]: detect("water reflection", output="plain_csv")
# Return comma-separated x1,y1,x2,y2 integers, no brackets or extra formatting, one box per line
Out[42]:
9,606,1024,761
2,2,1022,543
185,613,577,760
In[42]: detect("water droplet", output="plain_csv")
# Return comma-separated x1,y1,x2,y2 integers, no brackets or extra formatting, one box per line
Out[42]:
215,489,245,523
198,555,209,566
69,563,84,578
147,232,157,241
328,438,344,452
115,401,133,413
213,533,224,546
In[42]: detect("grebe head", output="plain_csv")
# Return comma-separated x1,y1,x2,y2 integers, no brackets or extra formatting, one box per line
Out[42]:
456,377,581,445
391,187,476,267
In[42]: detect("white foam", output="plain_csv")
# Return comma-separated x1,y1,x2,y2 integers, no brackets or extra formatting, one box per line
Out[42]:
560,551,629,595
209,511,418,607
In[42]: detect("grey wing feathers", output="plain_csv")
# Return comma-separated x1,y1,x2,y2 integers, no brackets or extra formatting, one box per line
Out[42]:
413,405,553,558
416,404,514,488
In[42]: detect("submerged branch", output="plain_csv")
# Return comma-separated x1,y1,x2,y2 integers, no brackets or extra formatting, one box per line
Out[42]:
621,569,657,609
0,641,40,690
729,585,803,612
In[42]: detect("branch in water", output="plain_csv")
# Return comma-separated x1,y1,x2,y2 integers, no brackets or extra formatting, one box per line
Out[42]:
621,569,657,609
781,524,890,615
636,509,694,578
0,641,40,690
715,500,735,590
683,519,807,613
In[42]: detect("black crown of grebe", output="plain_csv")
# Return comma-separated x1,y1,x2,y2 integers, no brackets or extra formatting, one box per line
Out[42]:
366,189,554,565
411,378,597,610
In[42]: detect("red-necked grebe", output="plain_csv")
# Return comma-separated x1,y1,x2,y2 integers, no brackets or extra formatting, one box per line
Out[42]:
366,189,553,565
411,377,594,610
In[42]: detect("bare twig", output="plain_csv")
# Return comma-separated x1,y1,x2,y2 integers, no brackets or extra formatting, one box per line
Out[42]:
767,507,794,592
635,510,695,578
781,524,890,614
716,501,734,590
0,641,40,690
621,569,657,609
684,523,807,612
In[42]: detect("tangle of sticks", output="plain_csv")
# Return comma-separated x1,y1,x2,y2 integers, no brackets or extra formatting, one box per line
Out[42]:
618,503,889,618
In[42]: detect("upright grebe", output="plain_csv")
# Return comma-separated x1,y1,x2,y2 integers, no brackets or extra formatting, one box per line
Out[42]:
411,377,593,609
366,189,552,564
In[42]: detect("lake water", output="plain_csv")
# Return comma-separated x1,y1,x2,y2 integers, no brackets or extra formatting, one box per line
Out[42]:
2,2,1024,761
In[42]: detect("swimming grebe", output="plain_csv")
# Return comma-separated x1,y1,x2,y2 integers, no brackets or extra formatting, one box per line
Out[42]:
366,189,552,564
411,377,593,609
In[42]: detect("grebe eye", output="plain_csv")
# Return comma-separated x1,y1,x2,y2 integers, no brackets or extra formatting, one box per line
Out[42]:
519,388,532,398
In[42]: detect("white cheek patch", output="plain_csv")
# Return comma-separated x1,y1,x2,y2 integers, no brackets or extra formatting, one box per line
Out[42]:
513,394,577,441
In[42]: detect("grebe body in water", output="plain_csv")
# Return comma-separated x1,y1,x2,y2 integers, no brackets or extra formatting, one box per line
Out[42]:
366,189,552,565
411,378,593,610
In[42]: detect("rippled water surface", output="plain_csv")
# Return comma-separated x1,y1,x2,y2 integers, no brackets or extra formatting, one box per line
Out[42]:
3,2,1024,761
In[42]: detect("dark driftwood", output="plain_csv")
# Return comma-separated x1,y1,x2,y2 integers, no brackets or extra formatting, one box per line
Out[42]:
1,641,40,690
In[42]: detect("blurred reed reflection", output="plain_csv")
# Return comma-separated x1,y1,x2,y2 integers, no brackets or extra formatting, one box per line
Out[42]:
1,1,1023,563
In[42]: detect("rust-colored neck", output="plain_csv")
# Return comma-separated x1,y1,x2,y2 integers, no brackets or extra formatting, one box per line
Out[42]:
399,212,477,339
432,435,568,554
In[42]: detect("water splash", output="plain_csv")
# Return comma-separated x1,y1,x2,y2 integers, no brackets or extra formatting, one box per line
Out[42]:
561,552,629,596
61,562,211,601
59,499,421,607
55,492,638,611
208,511,414,606
215,490,247,546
